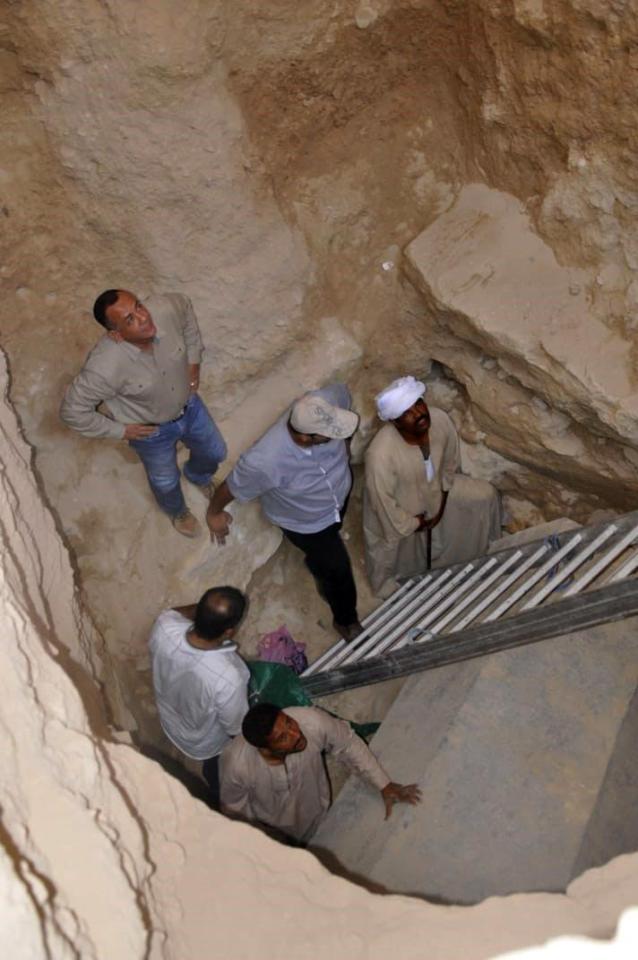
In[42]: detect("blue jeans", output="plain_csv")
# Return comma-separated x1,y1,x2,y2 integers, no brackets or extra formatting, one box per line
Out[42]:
129,393,227,517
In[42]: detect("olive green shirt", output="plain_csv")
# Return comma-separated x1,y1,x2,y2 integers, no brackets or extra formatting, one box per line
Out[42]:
60,293,203,440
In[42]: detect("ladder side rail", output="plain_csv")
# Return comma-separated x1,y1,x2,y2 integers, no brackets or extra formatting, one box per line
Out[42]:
484,509,638,564
301,578,638,698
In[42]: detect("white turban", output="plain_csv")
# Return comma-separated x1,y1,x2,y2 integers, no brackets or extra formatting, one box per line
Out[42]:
375,376,426,421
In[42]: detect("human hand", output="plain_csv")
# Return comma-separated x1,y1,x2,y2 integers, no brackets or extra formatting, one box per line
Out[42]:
123,423,159,440
206,509,233,545
188,363,200,394
417,512,442,531
380,782,422,819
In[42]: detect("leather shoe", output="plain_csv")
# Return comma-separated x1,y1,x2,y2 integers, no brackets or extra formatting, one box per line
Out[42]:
172,510,201,538
333,620,364,643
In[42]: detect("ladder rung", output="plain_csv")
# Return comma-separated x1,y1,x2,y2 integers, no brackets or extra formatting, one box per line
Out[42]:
329,574,443,671
562,524,638,596
609,549,638,583
431,550,524,635
300,576,419,677
484,533,583,622
452,544,548,632
521,525,617,610
411,558,500,645
360,564,477,661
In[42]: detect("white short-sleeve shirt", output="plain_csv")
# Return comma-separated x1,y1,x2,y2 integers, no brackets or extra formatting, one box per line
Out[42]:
149,609,250,760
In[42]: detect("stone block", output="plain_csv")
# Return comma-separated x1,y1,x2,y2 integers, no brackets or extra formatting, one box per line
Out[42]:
313,618,638,903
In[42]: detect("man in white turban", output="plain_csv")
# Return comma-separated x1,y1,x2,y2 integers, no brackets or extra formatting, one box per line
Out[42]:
363,376,501,598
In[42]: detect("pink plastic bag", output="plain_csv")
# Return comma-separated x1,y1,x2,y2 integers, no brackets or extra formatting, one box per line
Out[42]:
256,625,308,675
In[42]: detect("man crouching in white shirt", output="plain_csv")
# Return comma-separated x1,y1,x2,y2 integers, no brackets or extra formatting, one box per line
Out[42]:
149,586,250,808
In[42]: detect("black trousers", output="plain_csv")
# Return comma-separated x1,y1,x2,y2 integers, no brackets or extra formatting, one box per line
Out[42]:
281,513,358,626
202,754,221,809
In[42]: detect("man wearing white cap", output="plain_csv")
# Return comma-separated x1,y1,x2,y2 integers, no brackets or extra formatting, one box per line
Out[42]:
206,384,363,640
364,376,501,598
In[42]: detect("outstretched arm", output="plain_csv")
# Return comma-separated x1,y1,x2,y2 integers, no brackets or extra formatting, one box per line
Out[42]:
206,480,235,544
316,709,423,819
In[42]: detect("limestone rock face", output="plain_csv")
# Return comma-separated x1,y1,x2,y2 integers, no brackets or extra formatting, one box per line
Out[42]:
404,184,638,518
2,0,638,815
0,1,362,740
3,340,638,960
2,0,638,950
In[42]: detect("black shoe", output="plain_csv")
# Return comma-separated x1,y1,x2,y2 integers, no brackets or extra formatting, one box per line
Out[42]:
333,620,364,643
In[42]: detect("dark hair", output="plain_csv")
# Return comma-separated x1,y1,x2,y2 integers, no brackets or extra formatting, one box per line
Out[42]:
93,289,121,328
242,703,281,748
193,586,247,641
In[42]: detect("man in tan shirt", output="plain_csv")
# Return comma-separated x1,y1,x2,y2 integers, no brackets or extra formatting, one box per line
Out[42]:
220,703,421,844
60,289,226,537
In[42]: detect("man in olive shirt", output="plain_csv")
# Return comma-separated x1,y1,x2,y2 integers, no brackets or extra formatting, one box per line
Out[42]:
60,289,226,537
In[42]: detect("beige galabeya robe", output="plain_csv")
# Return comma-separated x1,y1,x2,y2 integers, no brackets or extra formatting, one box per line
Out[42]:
220,707,389,843
364,407,501,598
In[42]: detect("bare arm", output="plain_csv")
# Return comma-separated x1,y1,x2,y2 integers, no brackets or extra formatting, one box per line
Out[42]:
188,362,200,393
206,480,236,545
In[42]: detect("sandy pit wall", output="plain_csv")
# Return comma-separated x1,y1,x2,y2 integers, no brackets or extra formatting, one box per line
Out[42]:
1,0,638,745
4,338,638,960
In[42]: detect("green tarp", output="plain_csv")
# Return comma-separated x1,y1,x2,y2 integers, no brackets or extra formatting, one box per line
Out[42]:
248,661,379,740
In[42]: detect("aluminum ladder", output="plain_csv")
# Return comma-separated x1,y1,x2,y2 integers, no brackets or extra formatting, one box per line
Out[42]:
300,510,638,698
